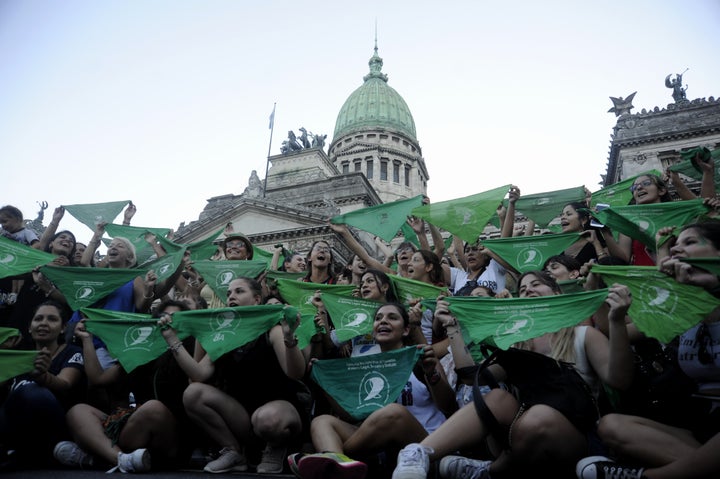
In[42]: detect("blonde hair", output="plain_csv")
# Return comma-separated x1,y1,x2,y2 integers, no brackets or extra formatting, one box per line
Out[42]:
111,237,137,267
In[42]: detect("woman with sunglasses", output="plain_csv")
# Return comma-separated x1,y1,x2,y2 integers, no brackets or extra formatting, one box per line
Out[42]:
576,220,720,479
600,174,672,265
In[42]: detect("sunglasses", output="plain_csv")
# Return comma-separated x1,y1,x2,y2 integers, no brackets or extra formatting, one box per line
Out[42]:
630,179,654,192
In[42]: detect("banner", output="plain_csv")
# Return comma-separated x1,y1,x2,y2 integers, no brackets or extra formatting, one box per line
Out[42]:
310,346,423,420
592,265,720,342
63,200,130,232
589,199,709,250
0,236,57,279
590,170,662,208
190,260,268,304
480,232,581,273
388,274,448,303
171,305,290,361
411,185,511,243
275,279,356,347
41,266,144,311
331,195,425,242
320,292,383,343
423,289,609,349
82,308,181,372
0,349,38,383
514,186,587,228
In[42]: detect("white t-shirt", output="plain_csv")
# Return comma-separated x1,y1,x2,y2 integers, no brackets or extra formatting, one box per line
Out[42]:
450,259,506,295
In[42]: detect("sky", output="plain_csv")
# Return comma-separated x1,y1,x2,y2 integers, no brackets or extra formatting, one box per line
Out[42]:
2,0,719,245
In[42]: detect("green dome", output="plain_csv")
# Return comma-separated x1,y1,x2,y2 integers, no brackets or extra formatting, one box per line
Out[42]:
333,47,417,140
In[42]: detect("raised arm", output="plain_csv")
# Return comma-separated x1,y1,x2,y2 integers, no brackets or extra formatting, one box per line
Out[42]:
500,186,520,239
329,222,394,275
34,206,64,251
158,312,214,382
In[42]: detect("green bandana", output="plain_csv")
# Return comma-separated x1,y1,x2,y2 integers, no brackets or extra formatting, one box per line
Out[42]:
680,257,720,277
41,266,145,311
400,222,421,248
275,279,356,347
0,236,57,280
104,224,172,266
589,199,709,250
310,346,423,420
155,226,225,261
190,260,268,304
320,292,383,343
423,289,608,349
0,327,21,345
411,185,511,243
331,195,425,243
83,308,182,372
64,201,130,232
590,170,662,208
139,247,186,284
0,349,38,382
669,149,720,191
591,265,720,342
171,305,289,361
388,274,448,303
480,233,581,273
515,186,587,228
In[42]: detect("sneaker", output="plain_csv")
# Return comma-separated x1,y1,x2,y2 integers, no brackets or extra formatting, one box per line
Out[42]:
296,452,368,479
256,444,286,474
53,441,94,468
439,455,492,479
107,448,151,473
576,456,645,479
203,447,247,473
287,452,303,478
392,443,433,479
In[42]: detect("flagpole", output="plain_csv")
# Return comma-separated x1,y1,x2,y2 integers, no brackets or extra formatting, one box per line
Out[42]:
263,103,276,198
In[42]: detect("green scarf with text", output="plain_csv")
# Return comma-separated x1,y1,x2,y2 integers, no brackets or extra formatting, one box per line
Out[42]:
331,195,425,242
0,236,57,280
480,232,581,273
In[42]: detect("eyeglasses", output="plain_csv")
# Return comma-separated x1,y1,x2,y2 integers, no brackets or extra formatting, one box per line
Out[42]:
225,241,247,249
696,323,715,365
630,179,654,192
313,246,331,253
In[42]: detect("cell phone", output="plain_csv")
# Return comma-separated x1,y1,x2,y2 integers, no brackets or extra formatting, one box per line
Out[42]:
590,203,610,228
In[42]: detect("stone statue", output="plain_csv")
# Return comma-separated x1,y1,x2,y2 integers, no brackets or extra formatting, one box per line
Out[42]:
298,127,311,149
607,92,637,117
35,201,48,223
287,131,302,151
312,133,327,148
243,170,263,197
665,70,688,103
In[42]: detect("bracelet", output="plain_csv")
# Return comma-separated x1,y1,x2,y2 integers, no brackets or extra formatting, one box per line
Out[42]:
167,341,183,353
284,336,299,348
143,291,155,299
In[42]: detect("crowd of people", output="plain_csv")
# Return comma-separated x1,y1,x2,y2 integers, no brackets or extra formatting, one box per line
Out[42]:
1,163,720,479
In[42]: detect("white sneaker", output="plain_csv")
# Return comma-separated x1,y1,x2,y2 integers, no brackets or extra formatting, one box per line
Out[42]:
439,455,492,479
107,448,151,473
392,443,434,479
256,443,286,474
576,456,645,479
53,441,94,468
203,447,248,473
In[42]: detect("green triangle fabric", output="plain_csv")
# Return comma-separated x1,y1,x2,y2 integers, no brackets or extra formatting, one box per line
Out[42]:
590,170,662,208
320,292,383,343
82,307,186,372
155,226,225,261
171,304,288,362
591,265,720,342
40,266,145,311
400,222,421,249
388,274,448,304
138,247,186,284
669,151,720,191
63,201,130,232
589,199,709,251
0,349,38,382
514,186,587,229
0,236,57,280
410,185,512,243
680,257,720,277
252,246,275,268
275,280,356,347
423,289,609,349
310,346,423,420
0,327,21,345
558,279,585,294
332,195,425,243
104,224,173,266
480,232,581,273
266,271,307,282
190,260,268,305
